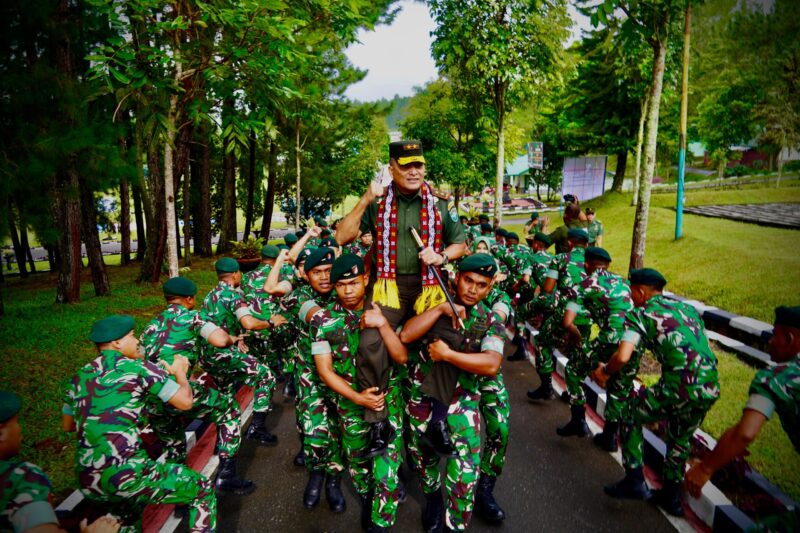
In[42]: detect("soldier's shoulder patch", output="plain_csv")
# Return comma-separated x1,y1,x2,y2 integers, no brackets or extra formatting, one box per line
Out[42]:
446,200,458,222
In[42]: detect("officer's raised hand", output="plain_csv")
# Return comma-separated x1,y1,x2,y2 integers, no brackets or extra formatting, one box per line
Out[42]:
365,180,385,202
358,386,386,412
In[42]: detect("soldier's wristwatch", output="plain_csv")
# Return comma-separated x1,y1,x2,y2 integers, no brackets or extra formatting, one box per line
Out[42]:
440,252,449,266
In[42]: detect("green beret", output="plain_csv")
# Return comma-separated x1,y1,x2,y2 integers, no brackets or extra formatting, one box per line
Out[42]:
530,211,539,220
0,391,21,423
585,246,611,263
506,232,519,242
284,233,299,245
775,306,800,329
163,276,197,297
330,254,365,284
320,237,339,249
296,229,307,238
277,244,289,251
534,232,553,247
495,228,507,237
478,214,490,222
629,268,667,288
89,314,135,343
304,247,335,272
567,228,589,242
215,257,240,274
480,223,493,232
320,229,332,238
296,247,314,266
316,218,329,228
458,254,497,278
261,245,280,259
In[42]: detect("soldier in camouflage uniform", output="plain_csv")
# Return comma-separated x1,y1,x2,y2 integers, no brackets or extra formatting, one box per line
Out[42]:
199,258,282,448
528,228,590,402
592,268,720,517
63,315,216,532
311,254,408,531
1,391,121,533
557,247,636,445
279,248,346,512
346,231,373,258
399,254,505,533
140,276,254,494
686,305,800,530
517,231,553,329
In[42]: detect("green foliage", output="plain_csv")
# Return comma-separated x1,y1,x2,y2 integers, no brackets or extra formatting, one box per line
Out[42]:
229,236,264,260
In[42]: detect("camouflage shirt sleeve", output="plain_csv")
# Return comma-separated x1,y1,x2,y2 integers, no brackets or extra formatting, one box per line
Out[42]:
309,311,333,356
62,376,77,416
225,289,253,321
480,307,506,355
621,307,647,347
0,460,58,533
138,359,181,404
746,359,800,420
566,275,593,315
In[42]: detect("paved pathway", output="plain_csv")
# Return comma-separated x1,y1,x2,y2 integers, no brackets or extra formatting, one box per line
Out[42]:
682,203,800,229
216,360,675,532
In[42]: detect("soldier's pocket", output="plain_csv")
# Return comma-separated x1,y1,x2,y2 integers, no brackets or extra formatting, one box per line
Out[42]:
325,328,348,348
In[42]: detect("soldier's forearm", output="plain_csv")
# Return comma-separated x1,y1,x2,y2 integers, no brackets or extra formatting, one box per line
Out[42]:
336,194,371,246
398,307,444,344
443,348,501,376
378,322,408,364
701,410,766,473
443,241,467,262
606,341,635,374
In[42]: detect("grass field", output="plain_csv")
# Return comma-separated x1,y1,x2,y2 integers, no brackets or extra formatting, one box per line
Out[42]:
1,179,799,503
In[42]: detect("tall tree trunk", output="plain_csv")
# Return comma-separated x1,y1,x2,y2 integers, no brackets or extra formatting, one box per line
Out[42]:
629,38,668,272
190,126,212,256
120,178,131,265
611,151,628,192
218,97,237,253
260,140,277,239
183,155,191,267
132,181,146,261
295,122,302,230
7,207,28,278
139,144,167,282
172,122,191,260
163,66,180,278
243,129,257,239
494,105,505,226
78,178,110,296
17,209,36,273
632,92,650,206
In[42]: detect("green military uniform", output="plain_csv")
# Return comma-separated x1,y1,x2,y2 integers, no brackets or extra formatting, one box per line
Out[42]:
0,460,59,533
63,336,215,532
587,218,604,245
564,268,636,414
310,301,403,528
140,303,241,463
746,355,800,452
548,219,588,255
281,283,343,476
346,240,371,258
619,295,720,483
408,301,505,532
199,280,273,415
516,245,553,325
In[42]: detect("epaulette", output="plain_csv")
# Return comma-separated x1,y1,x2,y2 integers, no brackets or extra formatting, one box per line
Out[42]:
433,189,450,201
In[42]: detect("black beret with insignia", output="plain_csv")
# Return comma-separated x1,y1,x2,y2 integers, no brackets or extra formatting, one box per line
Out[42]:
296,247,314,266
775,306,800,329
319,237,339,249
304,247,335,272
330,254,365,284
89,314,135,343
585,246,611,263
163,276,197,297
389,140,425,165
629,268,667,288
0,391,22,423
458,254,498,278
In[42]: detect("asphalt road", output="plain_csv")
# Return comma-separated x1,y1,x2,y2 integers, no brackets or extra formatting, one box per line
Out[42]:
216,360,675,533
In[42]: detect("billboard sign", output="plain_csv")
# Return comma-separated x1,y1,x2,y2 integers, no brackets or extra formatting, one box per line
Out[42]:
561,156,607,202
527,141,544,170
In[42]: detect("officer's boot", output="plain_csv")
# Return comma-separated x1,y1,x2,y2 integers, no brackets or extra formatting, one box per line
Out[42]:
325,472,346,513
651,480,685,517
474,473,506,523
246,411,278,446
422,489,444,533
526,372,555,400
283,374,297,398
425,419,458,458
593,421,619,452
294,433,306,467
360,492,374,531
303,470,326,509
362,419,391,458
604,466,652,500
216,457,255,495
556,404,590,437
506,335,527,361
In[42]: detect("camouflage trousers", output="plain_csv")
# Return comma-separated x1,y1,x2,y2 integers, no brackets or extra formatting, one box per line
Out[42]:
592,342,642,423
79,454,215,533
339,392,403,528
200,344,274,413
296,358,344,475
534,312,560,375
407,377,482,532
562,324,594,406
148,377,241,462
478,372,510,477
620,387,717,482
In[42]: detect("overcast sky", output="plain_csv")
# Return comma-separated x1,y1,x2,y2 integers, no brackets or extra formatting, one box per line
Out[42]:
344,0,591,102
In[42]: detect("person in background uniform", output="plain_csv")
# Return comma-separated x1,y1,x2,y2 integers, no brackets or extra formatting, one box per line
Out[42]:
516,232,554,335
592,268,720,517
312,254,408,532
63,316,216,532
1,391,120,533
559,248,635,450
279,248,346,513
527,229,589,403
199,258,280,448
548,203,589,255
347,231,373,259
399,254,504,533
685,305,800,529
586,207,604,247
140,277,253,494
335,140,467,463
524,211,548,235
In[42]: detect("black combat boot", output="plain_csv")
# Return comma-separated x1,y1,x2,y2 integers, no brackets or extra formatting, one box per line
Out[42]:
651,481,685,516
283,375,297,398
325,473,346,513
360,492,374,531
527,372,555,400
604,466,652,500
303,470,325,509
506,335,527,361
424,420,458,458
246,411,278,446
474,474,506,523
556,404,590,437
294,433,306,467
593,421,619,452
215,457,255,495
367,524,389,533
422,489,444,533
362,419,393,458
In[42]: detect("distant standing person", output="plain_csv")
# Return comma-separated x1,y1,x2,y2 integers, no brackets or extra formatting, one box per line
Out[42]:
586,207,603,247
